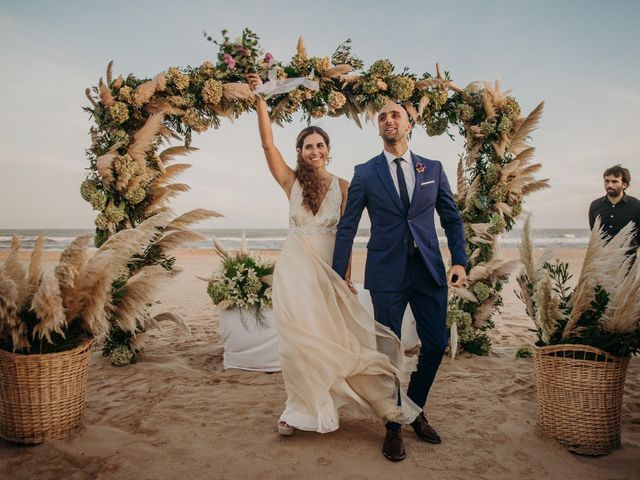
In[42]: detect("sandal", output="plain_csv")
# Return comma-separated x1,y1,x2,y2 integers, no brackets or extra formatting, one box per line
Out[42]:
277,420,294,436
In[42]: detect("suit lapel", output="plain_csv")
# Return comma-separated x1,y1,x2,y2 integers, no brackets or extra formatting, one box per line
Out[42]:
373,153,404,213
410,153,423,207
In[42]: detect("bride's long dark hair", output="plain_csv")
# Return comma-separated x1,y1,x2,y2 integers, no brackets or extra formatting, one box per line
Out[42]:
295,126,331,215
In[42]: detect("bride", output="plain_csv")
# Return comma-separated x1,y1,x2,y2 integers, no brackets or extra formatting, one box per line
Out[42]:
246,74,420,446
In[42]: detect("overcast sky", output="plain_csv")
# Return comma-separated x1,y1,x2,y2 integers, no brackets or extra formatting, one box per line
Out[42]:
1,0,638,229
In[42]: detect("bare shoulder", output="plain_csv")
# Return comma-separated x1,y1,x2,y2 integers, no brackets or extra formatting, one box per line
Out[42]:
338,177,350,195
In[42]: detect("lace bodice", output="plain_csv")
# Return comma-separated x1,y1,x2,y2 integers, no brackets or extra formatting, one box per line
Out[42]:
289,176,342,235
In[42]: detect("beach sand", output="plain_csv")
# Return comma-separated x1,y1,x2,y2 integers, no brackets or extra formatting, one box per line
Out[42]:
0,247,638,479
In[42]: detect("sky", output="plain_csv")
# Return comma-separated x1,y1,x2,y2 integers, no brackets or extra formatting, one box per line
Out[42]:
0,0,638,229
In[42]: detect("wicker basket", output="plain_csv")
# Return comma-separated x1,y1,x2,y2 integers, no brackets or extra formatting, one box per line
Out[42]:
533,344,629,455
0,340,93,444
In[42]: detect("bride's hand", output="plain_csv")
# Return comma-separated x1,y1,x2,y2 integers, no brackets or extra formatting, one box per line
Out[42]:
345,279,357,295
246,73,263,92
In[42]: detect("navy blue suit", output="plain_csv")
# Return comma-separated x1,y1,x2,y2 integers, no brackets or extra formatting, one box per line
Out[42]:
332,152,467,410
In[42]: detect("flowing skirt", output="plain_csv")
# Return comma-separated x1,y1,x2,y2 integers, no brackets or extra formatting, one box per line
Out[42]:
273,232,421,433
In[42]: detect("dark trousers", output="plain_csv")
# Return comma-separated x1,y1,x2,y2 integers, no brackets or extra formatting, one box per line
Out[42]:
370,252,448,427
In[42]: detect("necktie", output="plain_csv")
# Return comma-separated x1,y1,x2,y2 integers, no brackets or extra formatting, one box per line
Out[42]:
394,158,411,211
394,158,415,254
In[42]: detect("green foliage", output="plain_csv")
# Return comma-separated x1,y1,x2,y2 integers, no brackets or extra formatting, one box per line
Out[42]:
516,346,533,358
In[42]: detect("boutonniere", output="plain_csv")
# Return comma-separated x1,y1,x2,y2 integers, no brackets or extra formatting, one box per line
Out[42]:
415,162,425,174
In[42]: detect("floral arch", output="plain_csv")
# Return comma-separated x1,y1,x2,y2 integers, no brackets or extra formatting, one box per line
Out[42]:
81,29,547,354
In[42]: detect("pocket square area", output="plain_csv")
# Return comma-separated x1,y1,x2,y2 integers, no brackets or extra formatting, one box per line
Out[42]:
421,180,435,186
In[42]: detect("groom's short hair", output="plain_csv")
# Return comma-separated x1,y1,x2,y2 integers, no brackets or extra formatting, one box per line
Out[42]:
603,165,631,188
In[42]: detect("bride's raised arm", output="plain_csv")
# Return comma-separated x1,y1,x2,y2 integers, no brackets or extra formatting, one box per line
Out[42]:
246,73,296,196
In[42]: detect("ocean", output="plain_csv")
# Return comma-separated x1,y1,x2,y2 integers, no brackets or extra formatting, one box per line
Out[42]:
0,228,590,251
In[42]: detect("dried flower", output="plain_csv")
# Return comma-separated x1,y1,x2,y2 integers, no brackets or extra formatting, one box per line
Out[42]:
125,187,146,205
328,91,346,110
362,79,379,95
118,86,134,103
373,94,389,111
113,154,140,176
80,179,99,202
370,59,393,79
89,190,107,211
108,101,129,124
426,117,448,136
200,61,215,77
388,76,415,102
503,96,521,120
183,108,208,132
310,106,326,119
456,104,475,122
479,119,497,136
110,344,134,366
489,182,509,202
496,116,513,135
473,282,492,303
202,79,223,105
166,67,190,91
488,212,507,235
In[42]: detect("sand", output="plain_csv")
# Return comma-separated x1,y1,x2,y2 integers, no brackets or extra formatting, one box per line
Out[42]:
0,247,638,479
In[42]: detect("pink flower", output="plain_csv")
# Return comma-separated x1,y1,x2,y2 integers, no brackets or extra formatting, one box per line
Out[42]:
264,52,274,63
415,162,425,174
223,53,236,70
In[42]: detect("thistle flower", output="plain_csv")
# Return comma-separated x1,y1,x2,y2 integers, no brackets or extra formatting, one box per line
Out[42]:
118,86,134,103
110,344,134,366
388,76,415,102
108,101,129,124
113,154,139,176
456,104,475,122
425,117,448,137
328,91,347,110
503,96,521,120
497,116,513,135
473,282,492,303
125,187,146,205
166,67,190,91
80,179,99,202
370,59,393,79
202,79,223,106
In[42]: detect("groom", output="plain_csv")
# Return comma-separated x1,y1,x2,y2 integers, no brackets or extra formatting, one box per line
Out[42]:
332,101,467,462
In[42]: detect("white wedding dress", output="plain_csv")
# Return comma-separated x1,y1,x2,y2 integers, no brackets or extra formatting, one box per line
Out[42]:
273,176,421,433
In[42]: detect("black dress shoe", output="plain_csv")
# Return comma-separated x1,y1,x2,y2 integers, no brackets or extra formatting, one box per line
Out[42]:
411,413,441,444
382,428,406,462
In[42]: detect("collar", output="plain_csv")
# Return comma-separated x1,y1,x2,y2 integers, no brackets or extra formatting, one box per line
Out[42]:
607,193,628,205
383,149,411,167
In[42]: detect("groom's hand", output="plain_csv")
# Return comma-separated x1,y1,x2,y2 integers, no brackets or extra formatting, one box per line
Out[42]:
448,265,467,288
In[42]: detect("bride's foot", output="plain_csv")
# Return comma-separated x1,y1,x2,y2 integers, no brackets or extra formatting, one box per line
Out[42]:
277,420,294,436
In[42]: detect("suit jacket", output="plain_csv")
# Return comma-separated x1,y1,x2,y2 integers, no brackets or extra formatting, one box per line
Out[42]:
332,152,467,290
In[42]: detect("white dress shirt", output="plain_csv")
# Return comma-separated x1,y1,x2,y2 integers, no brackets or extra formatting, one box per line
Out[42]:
383,149,415,201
